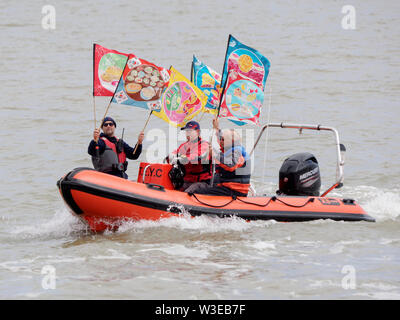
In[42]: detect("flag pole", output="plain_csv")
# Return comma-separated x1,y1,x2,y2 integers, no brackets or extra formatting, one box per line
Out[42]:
97,99,113,130
92,43,100,158
190,58,194,82
133,109,153,154
92,43,98,140
261,85,272,182
209,67,229,186
93,96,97,130
93,43,96,130
210,73,228,187
92,94,101,157
197,110,206,122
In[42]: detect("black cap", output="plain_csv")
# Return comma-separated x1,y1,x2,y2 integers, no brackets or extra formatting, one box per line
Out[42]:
102,117,116,127
181,121,200,131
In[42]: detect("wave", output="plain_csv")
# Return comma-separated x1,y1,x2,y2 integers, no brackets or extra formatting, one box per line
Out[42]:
8,204,276,240
115,209,277,235
329,185,400,222
361,189,400,222
9,208,88,240
10,183,398,241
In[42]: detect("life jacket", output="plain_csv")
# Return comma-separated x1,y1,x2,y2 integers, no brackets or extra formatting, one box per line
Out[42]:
92,136,127,174
176,138,211,183
215,145,251,195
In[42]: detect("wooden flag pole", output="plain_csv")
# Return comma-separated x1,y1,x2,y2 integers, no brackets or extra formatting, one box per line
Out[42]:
209,76,228,186
93,98,113,150
97,100,113,130
92,43,99,143
92,95,101,157
197,111,206,122
133,110,153,154
93,96,97,130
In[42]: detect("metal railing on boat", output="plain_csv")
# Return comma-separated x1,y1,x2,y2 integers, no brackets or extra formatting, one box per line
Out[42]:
250,122,346,197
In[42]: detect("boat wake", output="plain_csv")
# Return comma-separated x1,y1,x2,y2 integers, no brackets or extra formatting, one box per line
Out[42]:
329,185,400,222
361,188,400,222
9,208,88,240
118,187,397,232
114,209,278,235
12,184,400,240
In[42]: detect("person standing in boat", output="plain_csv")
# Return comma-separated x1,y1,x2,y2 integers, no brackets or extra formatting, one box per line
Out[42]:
165,121,212,191
189,118,251,197
88,117,144,179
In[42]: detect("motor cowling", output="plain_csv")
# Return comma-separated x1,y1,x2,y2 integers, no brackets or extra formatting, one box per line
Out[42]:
278,152,321,196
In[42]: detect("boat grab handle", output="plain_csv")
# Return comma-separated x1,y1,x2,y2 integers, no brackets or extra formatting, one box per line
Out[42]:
142,164,152,184
146,183,165,192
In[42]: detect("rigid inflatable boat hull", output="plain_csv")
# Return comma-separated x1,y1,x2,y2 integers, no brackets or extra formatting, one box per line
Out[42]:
57,168,375,232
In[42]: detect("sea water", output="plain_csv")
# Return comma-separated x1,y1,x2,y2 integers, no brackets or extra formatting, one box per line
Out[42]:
0,0,399,299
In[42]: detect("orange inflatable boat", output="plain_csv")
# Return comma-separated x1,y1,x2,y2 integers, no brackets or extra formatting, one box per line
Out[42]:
57,123,375,232
57,166,374,232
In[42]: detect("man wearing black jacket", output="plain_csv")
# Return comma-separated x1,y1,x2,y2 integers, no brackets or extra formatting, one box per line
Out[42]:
88,117,144,179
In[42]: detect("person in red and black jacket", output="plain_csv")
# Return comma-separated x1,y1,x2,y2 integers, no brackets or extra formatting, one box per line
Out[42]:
88,117,144,179
189,118,251,197
166,121,212,191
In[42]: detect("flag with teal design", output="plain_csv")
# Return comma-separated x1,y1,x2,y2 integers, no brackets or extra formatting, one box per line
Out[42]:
220,34,270,90
218,35,271,126
191,55,222,115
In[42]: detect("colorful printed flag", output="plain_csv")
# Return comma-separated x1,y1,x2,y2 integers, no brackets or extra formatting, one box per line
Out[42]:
220,35,270,90
218,70,264,126
111,54,170,110
93,44,129,96
218,35,271,126
191,55,222,115
153,66,207,127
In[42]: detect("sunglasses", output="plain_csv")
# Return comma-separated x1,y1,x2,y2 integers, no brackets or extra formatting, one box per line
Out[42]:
103,122,114,127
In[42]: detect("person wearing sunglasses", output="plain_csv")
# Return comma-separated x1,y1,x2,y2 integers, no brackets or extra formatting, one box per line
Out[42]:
88,116,144,179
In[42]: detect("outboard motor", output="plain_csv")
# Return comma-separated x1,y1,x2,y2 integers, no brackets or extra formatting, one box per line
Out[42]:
278,152,321,196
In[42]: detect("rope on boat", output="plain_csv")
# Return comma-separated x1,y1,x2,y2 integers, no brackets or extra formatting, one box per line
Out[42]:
274,197,315,208
189,193,236,208
188,193,314,209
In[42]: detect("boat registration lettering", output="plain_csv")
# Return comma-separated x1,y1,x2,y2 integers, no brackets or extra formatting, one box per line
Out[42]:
138,166,163,177
318,198,341,206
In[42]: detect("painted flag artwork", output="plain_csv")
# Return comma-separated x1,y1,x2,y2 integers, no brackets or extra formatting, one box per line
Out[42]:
191,55,222,115
218,70,264,126
220,35,270,90
218,35,271,126
93,44,129,96
153,66,207,127
111,54,170,110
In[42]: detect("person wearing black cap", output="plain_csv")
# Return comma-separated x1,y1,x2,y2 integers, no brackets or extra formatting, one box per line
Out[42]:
88,116,144,179
165,121,211,191
188,118,251,197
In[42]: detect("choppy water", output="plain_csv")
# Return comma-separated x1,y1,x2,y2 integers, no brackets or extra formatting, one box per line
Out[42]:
1,0,399,300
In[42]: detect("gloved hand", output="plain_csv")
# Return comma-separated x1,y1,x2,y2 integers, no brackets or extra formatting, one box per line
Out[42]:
137,131,145,144
165,153,177,164
93,128,100,143
170,154,188,165
171,155,180,165
177,155,189,165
